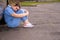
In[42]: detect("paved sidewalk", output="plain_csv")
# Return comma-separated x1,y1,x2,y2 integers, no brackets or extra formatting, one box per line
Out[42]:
0,2,60,40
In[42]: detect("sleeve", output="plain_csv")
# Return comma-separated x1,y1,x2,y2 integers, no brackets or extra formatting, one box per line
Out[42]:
5,7,14,15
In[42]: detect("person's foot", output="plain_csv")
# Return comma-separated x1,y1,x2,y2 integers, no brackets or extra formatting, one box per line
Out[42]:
24,23,34,28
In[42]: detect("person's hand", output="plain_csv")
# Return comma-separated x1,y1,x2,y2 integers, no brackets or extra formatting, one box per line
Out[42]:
26,11,29,16
24,9,29,16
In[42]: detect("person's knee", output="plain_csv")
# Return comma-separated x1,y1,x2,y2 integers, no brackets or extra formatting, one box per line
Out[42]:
17,9,25,14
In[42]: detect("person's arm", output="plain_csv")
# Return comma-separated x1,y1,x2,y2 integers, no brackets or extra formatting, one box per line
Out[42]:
6,7,29,18
11,10,29,18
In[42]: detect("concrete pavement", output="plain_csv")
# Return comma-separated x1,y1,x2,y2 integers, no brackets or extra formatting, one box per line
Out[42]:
0,2,60,40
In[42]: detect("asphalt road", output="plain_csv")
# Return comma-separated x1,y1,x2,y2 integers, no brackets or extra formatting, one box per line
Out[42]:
0,2,60,40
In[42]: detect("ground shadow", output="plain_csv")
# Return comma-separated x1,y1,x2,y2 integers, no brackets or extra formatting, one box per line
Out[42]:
0,25,22,32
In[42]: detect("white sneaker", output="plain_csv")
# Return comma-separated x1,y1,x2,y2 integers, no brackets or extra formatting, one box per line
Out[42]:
24,23,34,28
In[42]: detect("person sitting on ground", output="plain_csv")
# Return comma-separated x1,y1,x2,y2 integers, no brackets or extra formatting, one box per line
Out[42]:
4,2,34,28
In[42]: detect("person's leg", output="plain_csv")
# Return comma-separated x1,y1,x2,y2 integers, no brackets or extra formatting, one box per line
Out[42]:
17,9,34,27
21,16,30,25
21,16,34,27
16,9,30,24
7,18,22,28
23,19,30,25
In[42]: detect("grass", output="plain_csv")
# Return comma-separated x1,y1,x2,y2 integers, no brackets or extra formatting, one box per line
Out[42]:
54,0,60,2
21,2,40,6
20,1,60,6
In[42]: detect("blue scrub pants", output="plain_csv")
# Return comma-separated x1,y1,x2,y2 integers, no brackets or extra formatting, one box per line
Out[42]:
7,9,28,27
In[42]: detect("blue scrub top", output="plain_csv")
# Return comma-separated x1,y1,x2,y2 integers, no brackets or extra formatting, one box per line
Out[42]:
4,5,21,27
